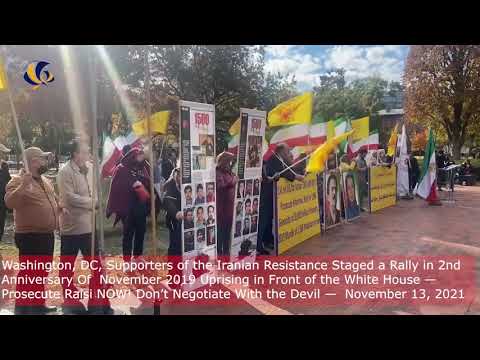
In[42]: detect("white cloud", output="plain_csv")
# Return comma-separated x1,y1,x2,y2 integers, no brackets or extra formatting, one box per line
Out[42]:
264,45,407,90
264,46,322,89
324,45,405,82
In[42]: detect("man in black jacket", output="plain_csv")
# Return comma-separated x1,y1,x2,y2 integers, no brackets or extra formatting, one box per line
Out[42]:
0,144,11,242
163,168,182,256
257,144,304,255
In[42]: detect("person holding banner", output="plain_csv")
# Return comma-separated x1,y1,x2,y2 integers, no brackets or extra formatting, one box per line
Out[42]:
258,144,303,255
106,147,155,262
4,147,60,315
215,151,237,256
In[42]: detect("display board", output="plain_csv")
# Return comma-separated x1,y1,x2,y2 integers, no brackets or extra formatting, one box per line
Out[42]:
369,165,397,212
230,108,266,261
275,173,321,254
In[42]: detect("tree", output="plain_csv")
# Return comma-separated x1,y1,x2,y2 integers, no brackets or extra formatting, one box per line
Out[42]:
411,130,427,153
313,68,388,120
105,45,297,152
404,45,480,159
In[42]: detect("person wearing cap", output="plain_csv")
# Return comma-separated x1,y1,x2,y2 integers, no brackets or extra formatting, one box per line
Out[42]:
4,146,60,315
57,139,113,315
0,142,11,242
106,147,156,262
215,151,238,256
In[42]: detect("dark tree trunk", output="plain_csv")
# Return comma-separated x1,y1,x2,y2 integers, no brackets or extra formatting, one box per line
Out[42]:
452,140,462,160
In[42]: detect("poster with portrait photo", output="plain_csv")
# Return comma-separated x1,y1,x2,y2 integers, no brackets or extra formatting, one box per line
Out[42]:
184,230,195,253
179,101,217,292
206,204,215,225
206,182,215,203
323,170,343,230
246,135,262,169
236,180,245,199
183,184,194,208
250,215,258,234
206,225,216,246
199,134,215,157
181,101,216,185
251,196,259,216
234,221,242,238
235,200,243,221
183,208,195,230
192,147,207,171
253,178,260,196
194,205,206,228
229,108,266,261
342,171,360,221
196,228,206,249
243,198,253,217
194,183,206,205
242,216,251,236
245,179,253,197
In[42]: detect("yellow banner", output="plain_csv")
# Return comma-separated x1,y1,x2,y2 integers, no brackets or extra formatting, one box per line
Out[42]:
369,165,397,212
276,173,321,254
0,57,8,91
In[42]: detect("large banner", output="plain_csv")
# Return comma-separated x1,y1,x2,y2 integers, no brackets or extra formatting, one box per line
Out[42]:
230,108,266,261
275,173,321,255
342,170,361,221
369,165,397,212
179,101,217,285
324,170,342,229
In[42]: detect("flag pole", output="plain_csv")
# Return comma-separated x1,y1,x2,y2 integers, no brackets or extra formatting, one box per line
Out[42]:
1,47,29,173
145,46,157,257
89,47,104,256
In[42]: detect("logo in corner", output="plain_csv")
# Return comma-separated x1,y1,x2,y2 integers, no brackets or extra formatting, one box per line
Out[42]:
24,61,54,90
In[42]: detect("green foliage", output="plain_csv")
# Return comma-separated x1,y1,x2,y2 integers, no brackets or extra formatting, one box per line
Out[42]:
105,45,297,152
313,68,397,121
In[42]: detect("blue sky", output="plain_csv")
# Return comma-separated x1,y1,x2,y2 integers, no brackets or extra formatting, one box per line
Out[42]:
264,45,409,90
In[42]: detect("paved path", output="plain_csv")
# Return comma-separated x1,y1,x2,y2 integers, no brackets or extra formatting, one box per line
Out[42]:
2,185,479,315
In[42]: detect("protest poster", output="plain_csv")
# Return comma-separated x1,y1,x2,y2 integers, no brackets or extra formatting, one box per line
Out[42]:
230,108,266,261
369,165,397,212
179,101,217,290
342,170,361,221
324,170,343,230
275,173,321,254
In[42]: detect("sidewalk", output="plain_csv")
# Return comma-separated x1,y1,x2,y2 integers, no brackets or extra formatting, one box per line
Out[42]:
2,185,480,315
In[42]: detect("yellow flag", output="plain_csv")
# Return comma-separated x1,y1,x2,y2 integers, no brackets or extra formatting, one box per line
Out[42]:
351,116,369,141
306,130,355,173
132,111,170,136
387,123,398,157
267,92,313,127
0,57,8,91
229,117,240,136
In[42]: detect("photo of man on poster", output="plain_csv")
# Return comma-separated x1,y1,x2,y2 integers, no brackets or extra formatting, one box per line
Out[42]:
343,172,360,220
325,172,341,227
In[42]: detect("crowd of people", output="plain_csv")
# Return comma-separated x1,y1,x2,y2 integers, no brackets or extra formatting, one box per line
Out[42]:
0,136,478,315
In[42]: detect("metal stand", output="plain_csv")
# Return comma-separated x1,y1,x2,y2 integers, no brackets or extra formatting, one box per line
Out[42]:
441,165,460,205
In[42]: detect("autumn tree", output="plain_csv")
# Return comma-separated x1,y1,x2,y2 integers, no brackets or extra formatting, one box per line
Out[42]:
404,45,480,159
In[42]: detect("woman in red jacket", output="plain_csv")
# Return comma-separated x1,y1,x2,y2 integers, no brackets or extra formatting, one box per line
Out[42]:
215,151,237,257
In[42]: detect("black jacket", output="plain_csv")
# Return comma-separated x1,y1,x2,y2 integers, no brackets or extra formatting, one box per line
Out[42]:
0,161,11,207
163,177,181,233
